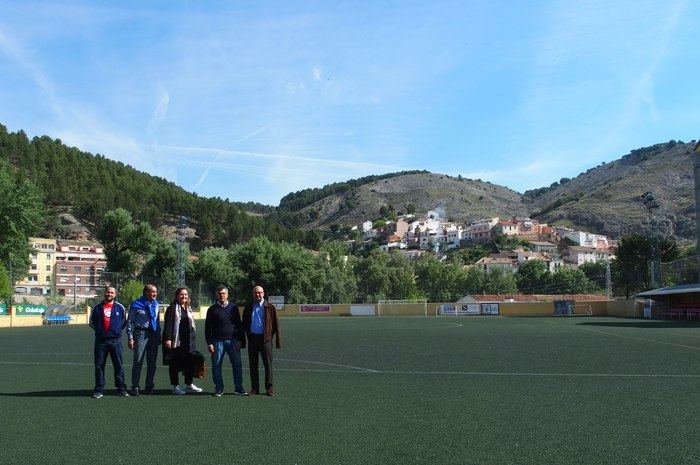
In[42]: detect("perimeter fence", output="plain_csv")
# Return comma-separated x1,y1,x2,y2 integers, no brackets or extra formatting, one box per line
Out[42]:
657,255,700,287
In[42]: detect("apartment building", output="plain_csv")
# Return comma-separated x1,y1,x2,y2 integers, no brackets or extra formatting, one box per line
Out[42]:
15,237,57,295
54,240,107,299
469,218,499,242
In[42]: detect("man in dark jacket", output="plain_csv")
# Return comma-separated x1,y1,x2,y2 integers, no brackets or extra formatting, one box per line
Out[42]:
90,286,129,398
242,285,281,396
205,286,247,397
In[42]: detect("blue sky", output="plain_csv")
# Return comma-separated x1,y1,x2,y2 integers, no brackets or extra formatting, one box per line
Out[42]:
1,0,698,205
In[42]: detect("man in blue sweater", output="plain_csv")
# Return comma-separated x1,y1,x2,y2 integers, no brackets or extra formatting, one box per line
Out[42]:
205,286,247,397
90,286,129,398
127,283,161,396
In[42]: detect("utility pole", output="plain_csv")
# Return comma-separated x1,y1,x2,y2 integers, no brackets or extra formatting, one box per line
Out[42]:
73,274,77,308
605,261,612,300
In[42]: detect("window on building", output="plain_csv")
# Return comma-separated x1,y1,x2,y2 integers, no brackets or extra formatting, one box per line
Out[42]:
46,276,51,282
73,266,81,272
28,275,38,282
41,244,48,249
46,253,51,259
59,266,68,272
49,244,55,250
31,264,38,270
46,265,51,271
60,277,68,283
31,253,37,259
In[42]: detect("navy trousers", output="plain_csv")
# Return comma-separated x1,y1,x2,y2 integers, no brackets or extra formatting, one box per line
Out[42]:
94,337,126,393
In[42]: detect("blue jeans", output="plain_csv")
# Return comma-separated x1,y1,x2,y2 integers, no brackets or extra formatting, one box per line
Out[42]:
131,328,160,390
211,338,244,392
94,337,126,393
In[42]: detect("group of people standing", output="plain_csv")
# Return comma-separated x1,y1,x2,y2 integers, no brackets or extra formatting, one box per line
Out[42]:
90,283,281,398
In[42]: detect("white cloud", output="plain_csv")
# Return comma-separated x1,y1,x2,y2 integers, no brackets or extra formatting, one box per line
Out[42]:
190,126,267,189
312,65,323,82
0,25,64,118
150,82,170,131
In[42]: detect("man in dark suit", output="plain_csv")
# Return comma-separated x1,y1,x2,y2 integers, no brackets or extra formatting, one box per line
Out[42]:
242,285,281,396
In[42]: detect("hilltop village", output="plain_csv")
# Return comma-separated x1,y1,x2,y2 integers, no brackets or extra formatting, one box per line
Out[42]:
353,210,616,272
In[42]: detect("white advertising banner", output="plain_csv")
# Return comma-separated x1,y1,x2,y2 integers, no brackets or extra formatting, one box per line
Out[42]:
350,305,375,316
438,304,456,315
268,295,285,310
461,304,480,315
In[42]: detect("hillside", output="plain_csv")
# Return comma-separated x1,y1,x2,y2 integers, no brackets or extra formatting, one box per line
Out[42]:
0,125,305,250
2,122,696,243
292,140,697,240
297,172,528,228
526,140,696,239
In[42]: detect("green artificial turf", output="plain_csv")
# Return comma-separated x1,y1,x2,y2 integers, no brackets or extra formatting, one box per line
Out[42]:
0,316,698,465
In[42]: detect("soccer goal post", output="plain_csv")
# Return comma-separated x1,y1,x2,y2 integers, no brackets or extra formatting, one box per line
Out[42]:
377,299,428,317
554,300,593,316
573,304,593,316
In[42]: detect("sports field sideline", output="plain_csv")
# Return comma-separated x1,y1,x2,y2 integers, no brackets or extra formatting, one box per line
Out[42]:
0,316,698,465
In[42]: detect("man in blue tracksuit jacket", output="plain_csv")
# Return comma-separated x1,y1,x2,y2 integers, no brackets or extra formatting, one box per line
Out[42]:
90,286,129,398
127,283,161,395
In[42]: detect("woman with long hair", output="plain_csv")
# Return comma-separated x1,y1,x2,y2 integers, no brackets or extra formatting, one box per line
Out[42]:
162,287,202,395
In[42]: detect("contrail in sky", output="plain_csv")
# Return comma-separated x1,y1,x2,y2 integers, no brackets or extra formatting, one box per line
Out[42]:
191,126,266,190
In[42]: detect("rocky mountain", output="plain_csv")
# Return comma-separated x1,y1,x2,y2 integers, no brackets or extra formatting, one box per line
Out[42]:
294,140,697,241
526,140,696,240
297,172,528,229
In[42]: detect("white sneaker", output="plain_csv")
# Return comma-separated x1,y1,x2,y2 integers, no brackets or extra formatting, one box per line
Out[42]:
172,385,186,395
185,383,202,393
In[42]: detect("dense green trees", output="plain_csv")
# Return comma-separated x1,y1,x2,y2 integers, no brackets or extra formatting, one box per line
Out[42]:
612,234,680,298
515,260,550,293
0,264,11,303
0,124,310,250
0,158,46,281
354,251,417,303
97,208,158,277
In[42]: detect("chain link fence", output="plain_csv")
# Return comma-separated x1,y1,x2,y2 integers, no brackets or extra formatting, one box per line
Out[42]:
95,271,216,309
658,255,700,287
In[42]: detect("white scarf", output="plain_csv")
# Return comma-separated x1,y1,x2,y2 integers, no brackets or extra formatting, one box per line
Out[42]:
172,303,196,352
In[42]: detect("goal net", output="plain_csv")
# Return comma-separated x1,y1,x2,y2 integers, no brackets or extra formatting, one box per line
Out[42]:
377,299,428,317
554,300,593,316
572,304,593,316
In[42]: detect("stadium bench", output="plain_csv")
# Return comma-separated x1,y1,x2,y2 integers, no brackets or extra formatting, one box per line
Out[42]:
44,315,72,325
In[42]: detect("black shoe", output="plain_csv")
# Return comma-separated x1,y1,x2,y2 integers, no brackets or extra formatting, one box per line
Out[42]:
266,388,274,397
92,391,103,399
143,388,155,395
234,389,248,396
213,390,223,397
116,389,130,397
131,388,140,397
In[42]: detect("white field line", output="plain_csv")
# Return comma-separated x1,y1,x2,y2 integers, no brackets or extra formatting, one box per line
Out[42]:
276,357,380,373
521,318,700,350
575,326,700,351
0,361,697,379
